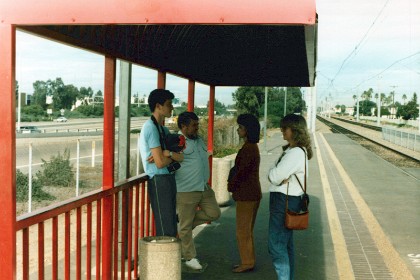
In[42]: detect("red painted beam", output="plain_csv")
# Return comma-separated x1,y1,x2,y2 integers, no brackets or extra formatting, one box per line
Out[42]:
0,24,16,280
188,80,195,112
207,86,215,185
102,55,116,280
0,0,317,25
157,71,166,89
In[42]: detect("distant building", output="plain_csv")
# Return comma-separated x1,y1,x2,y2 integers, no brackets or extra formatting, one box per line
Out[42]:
345,107,354,115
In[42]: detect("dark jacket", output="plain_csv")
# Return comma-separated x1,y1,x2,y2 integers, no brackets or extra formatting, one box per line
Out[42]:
228,142,262,201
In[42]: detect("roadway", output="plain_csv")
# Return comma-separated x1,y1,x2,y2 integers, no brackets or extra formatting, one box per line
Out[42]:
16,117,148,173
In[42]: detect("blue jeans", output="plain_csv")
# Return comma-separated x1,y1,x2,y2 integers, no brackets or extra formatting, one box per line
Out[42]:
268,192,302,280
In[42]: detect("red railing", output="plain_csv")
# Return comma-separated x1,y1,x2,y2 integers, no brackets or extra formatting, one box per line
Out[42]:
16,174,155,280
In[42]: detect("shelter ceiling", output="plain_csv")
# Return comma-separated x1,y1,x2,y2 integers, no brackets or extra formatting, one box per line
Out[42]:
20,24,317,87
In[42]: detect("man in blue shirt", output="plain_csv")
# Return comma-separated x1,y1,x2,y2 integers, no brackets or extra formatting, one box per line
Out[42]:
175,111,221,270
139,89,184,237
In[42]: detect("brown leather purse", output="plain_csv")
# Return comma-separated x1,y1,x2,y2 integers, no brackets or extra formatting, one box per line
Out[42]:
285,148,309,230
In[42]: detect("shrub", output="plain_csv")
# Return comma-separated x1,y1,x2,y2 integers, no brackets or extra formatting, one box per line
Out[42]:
66,110,87,119
213,146,239,158
16,170,55,202
36,148,75,187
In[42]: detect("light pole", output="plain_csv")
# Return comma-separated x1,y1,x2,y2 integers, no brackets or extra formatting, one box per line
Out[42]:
262,87,268,155
390,85,397,119
375,93,381,126
283,87,287,117
17,91,21,132
356,96,360,122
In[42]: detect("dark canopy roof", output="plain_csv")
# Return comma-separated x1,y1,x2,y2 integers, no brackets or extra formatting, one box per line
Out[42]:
3,0,318,87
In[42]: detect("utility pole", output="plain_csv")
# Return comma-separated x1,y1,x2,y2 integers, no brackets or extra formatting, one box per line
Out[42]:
283,87,287,117
390,85,398,119
356,96,360,122
376,94,381,126
262,87,268,155
17,90,21,132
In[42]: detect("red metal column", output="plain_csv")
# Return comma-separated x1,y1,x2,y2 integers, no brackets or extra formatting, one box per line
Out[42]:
207,85,215,185
102,55,116,280
187,80,195,112
157,71,166,89
0,24,16,280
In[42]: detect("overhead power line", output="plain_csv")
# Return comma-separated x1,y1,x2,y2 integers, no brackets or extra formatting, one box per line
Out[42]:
326,0,392,92
346,51,420,93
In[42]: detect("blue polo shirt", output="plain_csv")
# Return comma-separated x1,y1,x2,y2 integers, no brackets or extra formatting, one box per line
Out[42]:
139,119,170,178
175,135,209,192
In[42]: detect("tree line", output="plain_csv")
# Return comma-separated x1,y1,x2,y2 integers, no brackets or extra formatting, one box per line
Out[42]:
17,79,305,125
347,88,418,120
16,78,106,121
232,86,305,127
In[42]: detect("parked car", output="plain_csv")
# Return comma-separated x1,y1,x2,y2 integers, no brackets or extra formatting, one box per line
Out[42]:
19,126,42,134
55,117,68,122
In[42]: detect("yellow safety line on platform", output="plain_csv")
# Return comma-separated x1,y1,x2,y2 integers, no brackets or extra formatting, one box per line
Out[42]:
319,133,414,280
313,133,355,280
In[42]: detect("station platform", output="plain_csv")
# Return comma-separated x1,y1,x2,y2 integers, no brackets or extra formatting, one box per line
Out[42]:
182,121,420,280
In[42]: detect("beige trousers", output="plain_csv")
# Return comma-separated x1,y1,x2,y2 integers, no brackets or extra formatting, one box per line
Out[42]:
176,188,221,260
235,200,260,266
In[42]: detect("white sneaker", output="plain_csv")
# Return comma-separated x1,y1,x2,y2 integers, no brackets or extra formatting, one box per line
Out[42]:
185,258,203,270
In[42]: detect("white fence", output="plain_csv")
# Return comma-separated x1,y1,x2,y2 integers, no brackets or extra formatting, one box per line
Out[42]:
382,127,420,152
359,116,418,128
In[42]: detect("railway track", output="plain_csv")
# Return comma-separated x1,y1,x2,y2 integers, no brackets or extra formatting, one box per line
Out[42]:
330,115,383,131
317,116,420,169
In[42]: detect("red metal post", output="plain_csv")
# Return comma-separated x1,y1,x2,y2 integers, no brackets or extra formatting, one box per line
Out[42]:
0,24,16,280
65,212,70,280
140,185,146,238
87,203,92,280
76,207,82,280
127,189,133,280
157,71,166,89
52,216,58,279
38,222,45,280
187,80,195,112
102,55,116,280
207,85,215,185
95,200,102,280
119,193,125,279
113,194,119,279
134,185,140,278
22,228,29,280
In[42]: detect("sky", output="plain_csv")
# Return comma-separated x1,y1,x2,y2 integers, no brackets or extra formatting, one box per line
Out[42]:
16,0,420,107
316,0,420,106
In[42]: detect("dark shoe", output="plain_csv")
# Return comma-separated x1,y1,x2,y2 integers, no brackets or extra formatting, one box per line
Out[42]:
232,265,254,273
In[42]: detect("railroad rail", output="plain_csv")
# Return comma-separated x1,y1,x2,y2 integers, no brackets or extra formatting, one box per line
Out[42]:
330,115,382,131
317,115,420,165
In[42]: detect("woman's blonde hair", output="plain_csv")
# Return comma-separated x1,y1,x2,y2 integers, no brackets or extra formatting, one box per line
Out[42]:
280,114,313,160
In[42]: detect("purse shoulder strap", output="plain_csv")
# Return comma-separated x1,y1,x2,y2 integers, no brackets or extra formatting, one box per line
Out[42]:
294,146,307,193
286,146,307,209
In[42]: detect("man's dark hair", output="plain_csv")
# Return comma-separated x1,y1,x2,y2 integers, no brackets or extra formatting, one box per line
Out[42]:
177,111,199,129
148,89,175,112
237,113,261,143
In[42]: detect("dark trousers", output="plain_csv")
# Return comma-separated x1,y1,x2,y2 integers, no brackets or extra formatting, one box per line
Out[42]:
148,174,177,237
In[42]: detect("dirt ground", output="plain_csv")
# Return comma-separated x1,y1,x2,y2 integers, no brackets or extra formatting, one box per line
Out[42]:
16,165,104,279
16,165,103,216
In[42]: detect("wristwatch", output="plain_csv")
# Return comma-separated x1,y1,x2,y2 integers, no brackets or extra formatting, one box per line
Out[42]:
169,151,173,158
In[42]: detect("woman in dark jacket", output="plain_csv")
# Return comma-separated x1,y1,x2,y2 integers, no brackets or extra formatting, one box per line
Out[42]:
228,114,262,273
